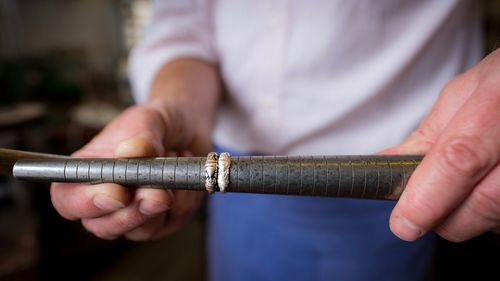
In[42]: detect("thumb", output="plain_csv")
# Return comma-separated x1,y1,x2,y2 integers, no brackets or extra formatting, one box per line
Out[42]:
115,132,164,158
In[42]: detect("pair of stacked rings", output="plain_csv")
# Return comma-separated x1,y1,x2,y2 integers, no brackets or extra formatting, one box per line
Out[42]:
204,152,231,194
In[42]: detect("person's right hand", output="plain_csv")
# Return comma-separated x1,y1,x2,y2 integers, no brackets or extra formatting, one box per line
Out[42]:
50,101,210,241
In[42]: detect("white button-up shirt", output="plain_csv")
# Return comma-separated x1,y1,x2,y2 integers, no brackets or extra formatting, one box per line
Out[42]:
129,0,482,155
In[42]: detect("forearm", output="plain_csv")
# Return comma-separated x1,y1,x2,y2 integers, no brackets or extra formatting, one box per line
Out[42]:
145,58,221,152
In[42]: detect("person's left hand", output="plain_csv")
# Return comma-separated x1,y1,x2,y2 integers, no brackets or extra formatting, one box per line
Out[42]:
383,49,500,242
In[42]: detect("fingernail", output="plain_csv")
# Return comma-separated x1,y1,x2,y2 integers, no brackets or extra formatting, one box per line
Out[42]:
139,200,169,216
391,216,423,241
93,194,126,212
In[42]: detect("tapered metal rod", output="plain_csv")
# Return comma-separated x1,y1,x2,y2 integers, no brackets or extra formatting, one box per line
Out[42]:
12,154,423,200
0,148,70,175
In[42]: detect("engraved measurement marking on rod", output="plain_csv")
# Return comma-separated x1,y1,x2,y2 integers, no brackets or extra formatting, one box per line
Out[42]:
161,159,166,186
112,160,116,183
402,162,407,195
324,156,328,196
236,157,240,192
388,160,393,196
76,161,79,181
375,162,380,196
337,160,341,196
135,160,139,184
99,161,103,183
261,156,265,193
125,159,129,185
286,156,290,195
174,157,178,189
148,161,152,185
362,160,367,198
274,156,278,194
312,156,316,195
186,158,190,189
299,156,303,195
411,159,420,185
350,158,354,195
249,157,253,193
198,159,203,186
63,160,68,181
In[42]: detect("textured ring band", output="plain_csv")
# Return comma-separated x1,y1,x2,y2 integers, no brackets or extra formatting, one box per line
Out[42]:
217,152,231,193
205,152,218,194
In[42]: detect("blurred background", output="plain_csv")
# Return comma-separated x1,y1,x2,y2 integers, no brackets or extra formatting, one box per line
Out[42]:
0,0,499,280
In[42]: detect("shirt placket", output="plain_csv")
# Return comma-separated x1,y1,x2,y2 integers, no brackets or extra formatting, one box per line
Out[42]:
253,0,288,152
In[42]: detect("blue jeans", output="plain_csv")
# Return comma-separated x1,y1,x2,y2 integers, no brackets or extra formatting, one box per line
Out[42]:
207,148,435,281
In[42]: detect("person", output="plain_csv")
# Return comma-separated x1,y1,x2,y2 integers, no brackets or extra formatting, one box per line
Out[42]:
51,1,500,280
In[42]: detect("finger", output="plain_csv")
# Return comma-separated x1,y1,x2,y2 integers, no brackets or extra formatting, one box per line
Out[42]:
391,82,500,241
124,213,167,241
51,183,129,220
136,188,173,216
154,190,203,237
434,164,500,242
82,201,142,240
81,188,173,239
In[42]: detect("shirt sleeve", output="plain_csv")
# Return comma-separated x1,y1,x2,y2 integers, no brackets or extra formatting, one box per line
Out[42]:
128,0,217,103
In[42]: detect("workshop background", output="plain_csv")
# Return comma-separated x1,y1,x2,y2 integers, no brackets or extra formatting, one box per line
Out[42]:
0,1,500,280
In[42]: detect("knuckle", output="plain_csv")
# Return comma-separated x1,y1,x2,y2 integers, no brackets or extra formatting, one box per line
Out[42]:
441,73,471,97
439,136,490,178
405,127,436,152
441,80,459,97
72,193,95,213
412,127,434,142
114,210,143,231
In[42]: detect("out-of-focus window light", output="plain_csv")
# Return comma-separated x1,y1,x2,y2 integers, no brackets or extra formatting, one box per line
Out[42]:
116,0,152,103
121,0,151,50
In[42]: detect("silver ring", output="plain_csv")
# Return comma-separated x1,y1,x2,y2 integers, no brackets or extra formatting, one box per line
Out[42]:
217,152,231,193
205,152,218,194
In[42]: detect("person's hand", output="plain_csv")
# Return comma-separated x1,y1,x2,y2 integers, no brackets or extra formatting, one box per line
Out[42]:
383,49,500,242
50,102,208,241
